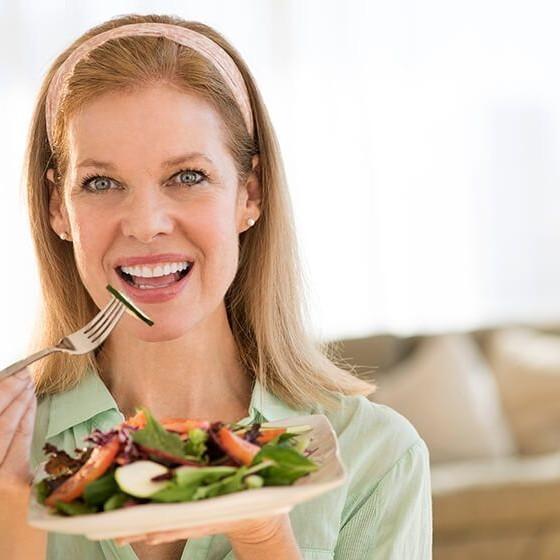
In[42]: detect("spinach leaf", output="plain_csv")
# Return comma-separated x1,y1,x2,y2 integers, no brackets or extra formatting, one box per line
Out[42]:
35,479,50,505
132,407,186,458
253,446,318,485
150,482,199,503
83,471,119,505
55,500,98,516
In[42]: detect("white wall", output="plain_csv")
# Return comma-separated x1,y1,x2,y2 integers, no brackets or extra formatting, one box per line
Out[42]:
2,0,560,368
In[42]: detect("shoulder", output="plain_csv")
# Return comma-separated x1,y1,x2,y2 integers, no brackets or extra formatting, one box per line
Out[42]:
318,394,429,495
323,393,425,458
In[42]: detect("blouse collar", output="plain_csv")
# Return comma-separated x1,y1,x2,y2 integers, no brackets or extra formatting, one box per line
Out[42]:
46,368,306,440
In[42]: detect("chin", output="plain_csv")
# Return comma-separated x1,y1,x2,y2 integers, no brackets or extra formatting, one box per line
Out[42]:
125,315,194,343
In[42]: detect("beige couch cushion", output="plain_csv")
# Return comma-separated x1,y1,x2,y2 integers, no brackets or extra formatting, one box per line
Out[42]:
371,334,516,463
488,328,560,455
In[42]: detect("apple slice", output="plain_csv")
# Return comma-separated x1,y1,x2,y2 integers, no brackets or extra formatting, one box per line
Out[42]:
114,460,170,498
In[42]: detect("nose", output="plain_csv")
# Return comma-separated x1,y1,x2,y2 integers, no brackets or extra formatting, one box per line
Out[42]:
120,187,174,243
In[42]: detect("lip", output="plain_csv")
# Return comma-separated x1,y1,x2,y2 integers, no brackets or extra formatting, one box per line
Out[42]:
114,253,194,268
115,262,194,304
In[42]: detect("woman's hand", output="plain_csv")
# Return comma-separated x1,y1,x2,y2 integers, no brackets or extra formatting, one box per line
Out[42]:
116,512,302,559
0,368,37,494
0,368,45,560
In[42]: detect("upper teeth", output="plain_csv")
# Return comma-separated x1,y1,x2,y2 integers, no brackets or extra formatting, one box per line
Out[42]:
120,261,190,278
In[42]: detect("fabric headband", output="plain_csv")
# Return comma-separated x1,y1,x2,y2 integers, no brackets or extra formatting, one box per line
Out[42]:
45,22,254,149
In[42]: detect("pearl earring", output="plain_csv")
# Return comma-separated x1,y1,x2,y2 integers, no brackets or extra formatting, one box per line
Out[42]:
60,232,68,241
247,218,256,227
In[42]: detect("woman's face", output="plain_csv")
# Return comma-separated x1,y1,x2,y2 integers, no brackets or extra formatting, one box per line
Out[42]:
48,84,260,341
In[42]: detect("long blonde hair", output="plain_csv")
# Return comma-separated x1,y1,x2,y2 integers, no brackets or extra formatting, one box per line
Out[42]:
24,13,376,410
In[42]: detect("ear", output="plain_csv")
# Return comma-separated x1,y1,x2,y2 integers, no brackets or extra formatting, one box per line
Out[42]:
238,155,262,232
46,168,70,238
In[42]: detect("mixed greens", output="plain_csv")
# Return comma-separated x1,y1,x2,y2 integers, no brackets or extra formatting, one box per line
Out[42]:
35,408,318,516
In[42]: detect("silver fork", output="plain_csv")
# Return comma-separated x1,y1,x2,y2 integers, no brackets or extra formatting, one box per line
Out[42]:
0,296,125,381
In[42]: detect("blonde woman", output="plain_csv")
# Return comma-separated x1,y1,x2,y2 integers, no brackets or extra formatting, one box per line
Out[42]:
0,14,432,560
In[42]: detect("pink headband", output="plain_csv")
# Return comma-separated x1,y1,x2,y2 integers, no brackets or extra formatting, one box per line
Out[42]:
45,22,254,149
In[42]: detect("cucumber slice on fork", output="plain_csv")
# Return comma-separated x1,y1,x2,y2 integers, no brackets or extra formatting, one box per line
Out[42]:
106,284,154,326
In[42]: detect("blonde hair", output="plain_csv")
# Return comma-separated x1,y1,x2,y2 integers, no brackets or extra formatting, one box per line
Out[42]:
24,13,376,410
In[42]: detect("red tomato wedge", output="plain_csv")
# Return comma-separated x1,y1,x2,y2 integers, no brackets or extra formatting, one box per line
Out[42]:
256,427,287,445
125,409,147,429
216,426,261,466
160,418,210,433
44,436,121,507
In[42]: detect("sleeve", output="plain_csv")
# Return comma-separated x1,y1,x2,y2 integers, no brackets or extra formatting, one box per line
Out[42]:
333,439,433,559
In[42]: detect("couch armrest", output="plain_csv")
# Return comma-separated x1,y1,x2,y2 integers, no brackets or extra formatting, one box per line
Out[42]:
432,451,560,534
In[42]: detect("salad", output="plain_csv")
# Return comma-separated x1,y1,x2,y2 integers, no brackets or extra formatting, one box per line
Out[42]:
35,408,318,516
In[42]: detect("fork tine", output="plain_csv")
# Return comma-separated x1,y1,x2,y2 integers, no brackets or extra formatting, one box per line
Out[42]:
83,298,119,335
88,304,125,344
87,301,124,340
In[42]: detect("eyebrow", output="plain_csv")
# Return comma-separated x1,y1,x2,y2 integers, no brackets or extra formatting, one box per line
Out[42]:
77,152,215,170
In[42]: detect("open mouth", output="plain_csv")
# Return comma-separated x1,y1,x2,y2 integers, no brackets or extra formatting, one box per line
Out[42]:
116,262,193,290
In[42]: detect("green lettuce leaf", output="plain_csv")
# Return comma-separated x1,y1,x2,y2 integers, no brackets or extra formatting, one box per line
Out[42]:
103,492,130,511
150,465,237,503
191,467,249,500
183,428,208,459
175,465,236,486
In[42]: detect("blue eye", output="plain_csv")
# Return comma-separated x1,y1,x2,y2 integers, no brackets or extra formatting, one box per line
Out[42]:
79,167,209,194
174,168,207,186
80,174,115,193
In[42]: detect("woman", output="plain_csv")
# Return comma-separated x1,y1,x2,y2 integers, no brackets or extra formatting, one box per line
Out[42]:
0,13,432,560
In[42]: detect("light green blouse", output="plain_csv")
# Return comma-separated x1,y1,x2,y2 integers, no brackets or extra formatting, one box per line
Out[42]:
30,370,432,559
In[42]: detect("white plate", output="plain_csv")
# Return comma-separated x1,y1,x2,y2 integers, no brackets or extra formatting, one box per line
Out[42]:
27,414,346,541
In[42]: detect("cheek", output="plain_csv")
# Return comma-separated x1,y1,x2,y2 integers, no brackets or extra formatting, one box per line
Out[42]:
196,204,240,273
69,207,113,281
204,218,237,252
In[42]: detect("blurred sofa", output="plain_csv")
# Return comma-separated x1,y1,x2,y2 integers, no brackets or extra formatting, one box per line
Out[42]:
334,326,560,560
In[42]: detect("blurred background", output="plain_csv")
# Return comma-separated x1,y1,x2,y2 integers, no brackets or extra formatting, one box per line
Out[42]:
2,1,560,558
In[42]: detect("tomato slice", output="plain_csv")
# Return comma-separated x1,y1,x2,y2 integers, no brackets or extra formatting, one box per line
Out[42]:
44,436,121,507
216,426,261,466
256,427,286,445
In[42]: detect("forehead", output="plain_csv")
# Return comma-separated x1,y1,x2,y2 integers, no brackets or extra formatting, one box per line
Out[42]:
66,85,228,168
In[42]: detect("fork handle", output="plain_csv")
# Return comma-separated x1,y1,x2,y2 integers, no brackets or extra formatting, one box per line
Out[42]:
0,347,57,381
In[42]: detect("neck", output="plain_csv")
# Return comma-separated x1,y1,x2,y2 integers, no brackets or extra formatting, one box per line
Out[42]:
96,303,253,424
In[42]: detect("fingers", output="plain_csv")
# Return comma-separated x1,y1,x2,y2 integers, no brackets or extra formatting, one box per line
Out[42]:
115,534,147,546
0,369,33,413
0,381,35,464
116,522,238,547
114,515,283,547
3,388,37,485
116,528,191,546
